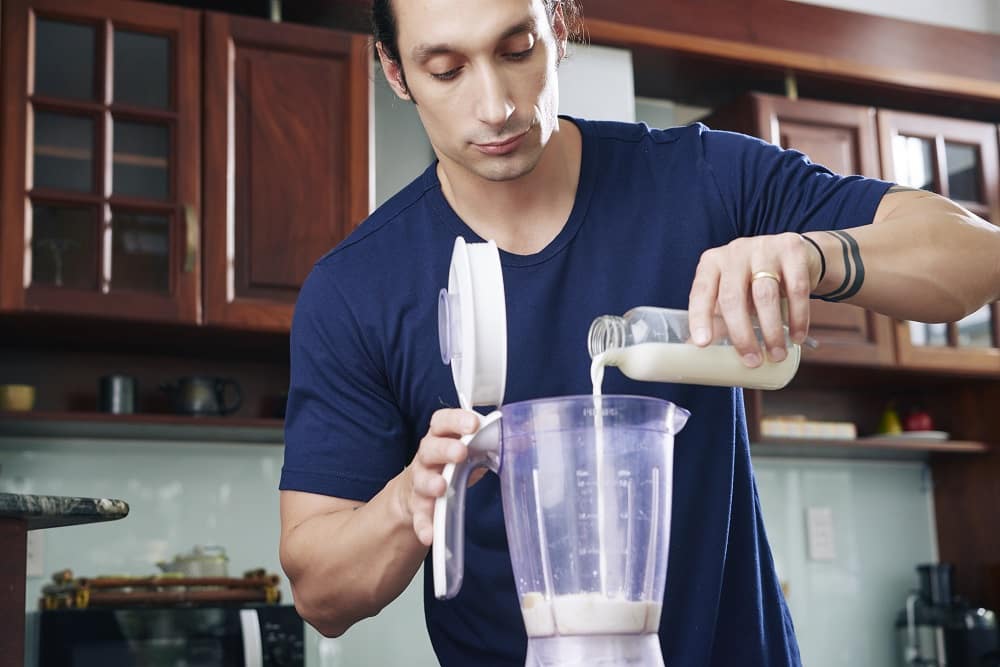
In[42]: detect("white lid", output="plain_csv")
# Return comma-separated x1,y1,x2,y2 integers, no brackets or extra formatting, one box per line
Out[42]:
438,238,507,410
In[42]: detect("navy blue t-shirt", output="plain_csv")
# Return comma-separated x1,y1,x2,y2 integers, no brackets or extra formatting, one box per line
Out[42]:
281,118,892,666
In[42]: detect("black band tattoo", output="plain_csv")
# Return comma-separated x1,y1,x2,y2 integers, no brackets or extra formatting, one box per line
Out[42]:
816,231,852,299
814,230,865,302
800,234,826,286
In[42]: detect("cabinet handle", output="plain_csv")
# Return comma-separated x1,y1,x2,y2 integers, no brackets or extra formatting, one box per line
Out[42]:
184,205,199,273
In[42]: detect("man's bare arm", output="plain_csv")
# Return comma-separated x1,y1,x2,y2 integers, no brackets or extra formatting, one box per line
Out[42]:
279,476,427,637
805,187,1000,322
279,408,478,637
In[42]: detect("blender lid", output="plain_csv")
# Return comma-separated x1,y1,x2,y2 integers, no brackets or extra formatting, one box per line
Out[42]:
438,237,507,410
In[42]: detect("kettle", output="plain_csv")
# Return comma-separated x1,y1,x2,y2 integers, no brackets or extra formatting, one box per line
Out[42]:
156,545,229,577
160,376,242,416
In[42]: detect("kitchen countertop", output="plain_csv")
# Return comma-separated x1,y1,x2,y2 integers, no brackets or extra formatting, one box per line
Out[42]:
0,492,129,530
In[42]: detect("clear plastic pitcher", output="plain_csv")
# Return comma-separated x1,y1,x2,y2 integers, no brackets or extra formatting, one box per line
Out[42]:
434,395,689,666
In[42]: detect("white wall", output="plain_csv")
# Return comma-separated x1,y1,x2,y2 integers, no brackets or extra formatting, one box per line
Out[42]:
558,43,636,122
788,0,1000,34
373,69,435,208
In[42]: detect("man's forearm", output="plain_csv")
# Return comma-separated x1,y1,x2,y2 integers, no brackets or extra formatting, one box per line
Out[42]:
805,189,1000,322
280,471,428,637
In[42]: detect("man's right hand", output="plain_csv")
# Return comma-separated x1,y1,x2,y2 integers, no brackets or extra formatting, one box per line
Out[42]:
402,408,483,546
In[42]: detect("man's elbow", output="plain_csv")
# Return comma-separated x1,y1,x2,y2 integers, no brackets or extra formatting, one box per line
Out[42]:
287,572,381,638
293,596,352,638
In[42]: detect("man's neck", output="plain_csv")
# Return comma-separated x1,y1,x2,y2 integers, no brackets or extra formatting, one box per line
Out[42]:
437,118,582,256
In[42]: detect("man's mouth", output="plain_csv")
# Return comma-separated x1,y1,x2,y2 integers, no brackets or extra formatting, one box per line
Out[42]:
474,128,530,155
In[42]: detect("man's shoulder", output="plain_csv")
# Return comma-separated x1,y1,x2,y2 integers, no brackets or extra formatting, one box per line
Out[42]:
570,116,709,147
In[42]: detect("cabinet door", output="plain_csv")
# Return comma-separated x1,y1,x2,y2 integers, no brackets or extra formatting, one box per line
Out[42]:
707,94,895,366
877,110,1000,373
0,0,201,322
203,14,370,332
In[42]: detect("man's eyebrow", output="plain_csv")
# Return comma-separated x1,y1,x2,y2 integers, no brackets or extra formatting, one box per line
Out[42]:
410,19,537,63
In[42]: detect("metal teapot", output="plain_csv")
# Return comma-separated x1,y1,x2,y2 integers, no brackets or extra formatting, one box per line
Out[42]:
159,376,242,416
156,545,229,578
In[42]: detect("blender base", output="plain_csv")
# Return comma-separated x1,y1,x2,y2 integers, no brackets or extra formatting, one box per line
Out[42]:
525,634,664,666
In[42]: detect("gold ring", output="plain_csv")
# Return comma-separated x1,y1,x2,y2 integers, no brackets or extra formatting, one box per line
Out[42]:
751,270,781,284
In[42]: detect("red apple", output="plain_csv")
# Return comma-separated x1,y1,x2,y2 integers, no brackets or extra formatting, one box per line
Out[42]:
904,409,934,432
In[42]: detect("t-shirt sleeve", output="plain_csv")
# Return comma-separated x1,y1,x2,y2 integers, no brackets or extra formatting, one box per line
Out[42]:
279,263,410,501
698,125,894,237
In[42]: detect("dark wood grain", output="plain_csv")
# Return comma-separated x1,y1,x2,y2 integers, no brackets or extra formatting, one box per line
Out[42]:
1,0,202,323
580,0,1000,98
932,383,1000,610
0,335,289,419
0,1,31,312
203,14,370,331
0,519,28,667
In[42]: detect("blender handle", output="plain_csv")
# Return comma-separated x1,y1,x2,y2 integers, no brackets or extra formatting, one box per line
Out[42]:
432,410,503,600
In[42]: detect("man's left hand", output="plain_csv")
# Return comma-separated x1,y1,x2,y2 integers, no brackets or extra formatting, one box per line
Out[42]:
687,232,822,366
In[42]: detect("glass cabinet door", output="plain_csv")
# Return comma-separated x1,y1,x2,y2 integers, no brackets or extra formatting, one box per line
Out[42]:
1,0,200,322
878,110,1000,372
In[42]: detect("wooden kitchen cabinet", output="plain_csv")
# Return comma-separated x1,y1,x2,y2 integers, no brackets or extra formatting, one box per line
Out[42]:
202,13,370,332
876,110,1000,374
703,93,896,366
0,0,202,322
1,1,370,332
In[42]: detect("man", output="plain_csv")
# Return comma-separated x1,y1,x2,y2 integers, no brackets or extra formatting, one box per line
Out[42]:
278,0,1000,664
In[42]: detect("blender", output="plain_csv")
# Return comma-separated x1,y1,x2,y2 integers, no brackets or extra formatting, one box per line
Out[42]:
433,238,690,666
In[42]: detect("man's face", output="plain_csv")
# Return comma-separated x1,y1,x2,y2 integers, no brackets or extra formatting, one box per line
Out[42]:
383,0,565,183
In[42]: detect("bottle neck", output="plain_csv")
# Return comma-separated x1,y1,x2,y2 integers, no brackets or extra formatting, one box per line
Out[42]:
588,315,627,358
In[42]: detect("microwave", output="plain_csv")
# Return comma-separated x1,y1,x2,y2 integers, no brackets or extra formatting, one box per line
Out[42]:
37,604,304,666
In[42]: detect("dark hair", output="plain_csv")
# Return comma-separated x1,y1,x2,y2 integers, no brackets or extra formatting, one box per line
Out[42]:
372,0,584,65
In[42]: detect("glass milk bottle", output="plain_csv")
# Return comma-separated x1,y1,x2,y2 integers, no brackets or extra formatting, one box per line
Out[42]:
587,306,801,390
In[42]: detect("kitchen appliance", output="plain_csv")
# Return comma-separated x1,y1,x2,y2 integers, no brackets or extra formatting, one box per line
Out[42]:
433,238,690,666
896,563,1000,666
160,376,242,416
38,604,303,667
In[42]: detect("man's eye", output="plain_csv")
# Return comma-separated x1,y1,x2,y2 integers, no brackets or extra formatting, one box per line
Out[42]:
507,46,534,60
431,68,461,81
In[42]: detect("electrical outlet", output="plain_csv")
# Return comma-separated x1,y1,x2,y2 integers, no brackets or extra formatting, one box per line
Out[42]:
26,531,44,578
806,506,836,561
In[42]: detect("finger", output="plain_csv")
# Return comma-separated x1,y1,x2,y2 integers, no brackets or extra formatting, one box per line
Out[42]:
782,237,814,343
688,250,722,346
410,461,448,498
717,260,760,366
416,435,468,468
749,269,786,362
412,501,434,546
428,408,480,437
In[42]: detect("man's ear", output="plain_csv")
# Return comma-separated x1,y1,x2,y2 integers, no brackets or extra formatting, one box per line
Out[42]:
551,2,569,62
376,41,412,100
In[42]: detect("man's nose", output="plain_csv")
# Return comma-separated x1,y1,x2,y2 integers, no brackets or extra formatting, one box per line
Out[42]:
475,66,514,129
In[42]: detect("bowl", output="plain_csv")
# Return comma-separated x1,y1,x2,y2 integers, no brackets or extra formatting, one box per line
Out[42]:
0,384,36,412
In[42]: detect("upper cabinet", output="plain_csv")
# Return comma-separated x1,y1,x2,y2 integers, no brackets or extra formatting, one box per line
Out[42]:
703,93,896,367
877,111,1000,373
202,14,370,332
0,0,370,331
0,0,201,322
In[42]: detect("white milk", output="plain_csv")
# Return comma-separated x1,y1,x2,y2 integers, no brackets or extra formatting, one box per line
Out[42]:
521,592,662,637
598,341,799,390
590,357,610,594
